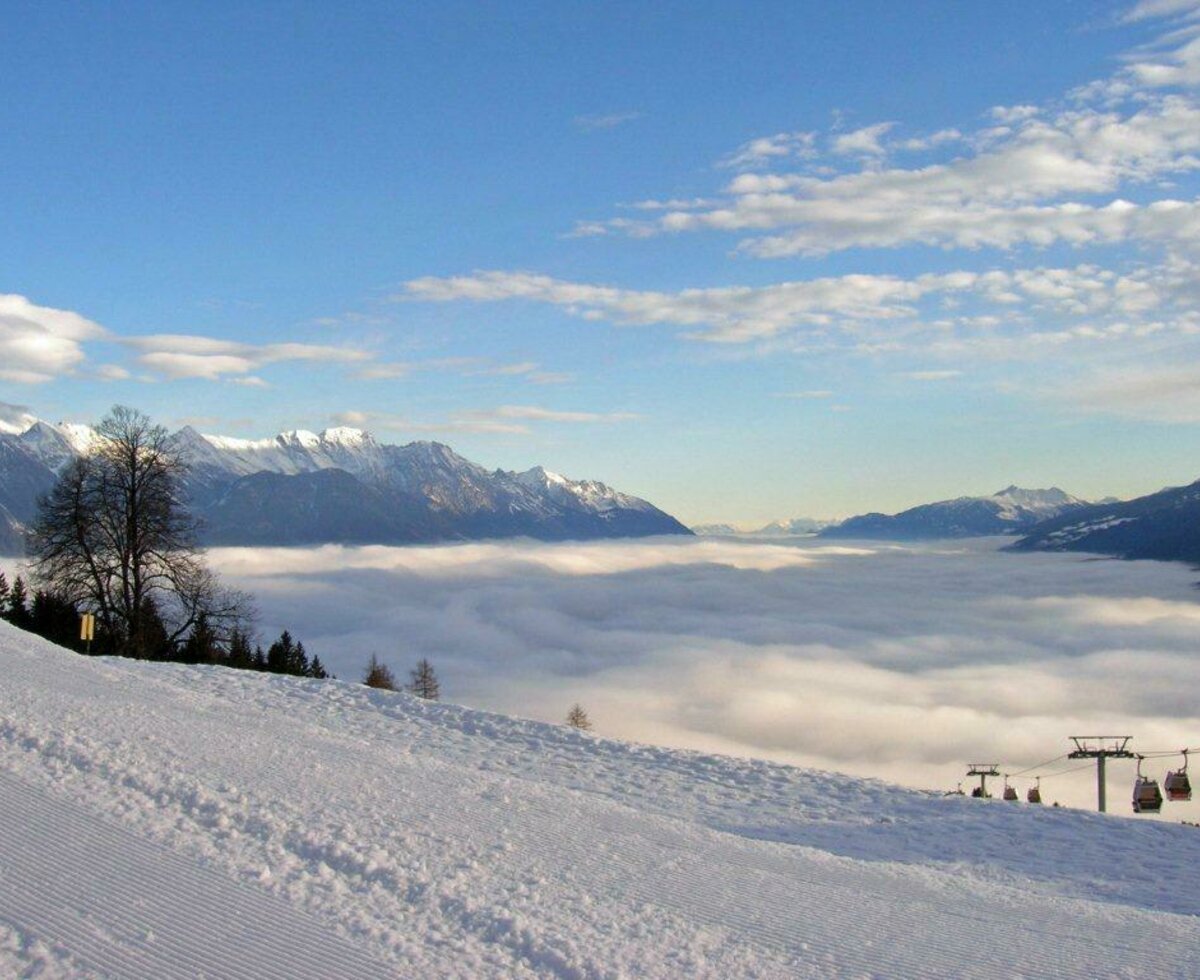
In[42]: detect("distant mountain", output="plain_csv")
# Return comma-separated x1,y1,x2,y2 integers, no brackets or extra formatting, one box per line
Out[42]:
1010,480,1200,563
819,486,1089,540
0,417,691,552
693,517,832,536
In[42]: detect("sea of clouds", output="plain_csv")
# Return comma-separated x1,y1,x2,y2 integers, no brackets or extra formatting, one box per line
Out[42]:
206,536,1200,817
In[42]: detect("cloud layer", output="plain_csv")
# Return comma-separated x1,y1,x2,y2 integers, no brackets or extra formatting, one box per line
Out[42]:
208,536,1200,817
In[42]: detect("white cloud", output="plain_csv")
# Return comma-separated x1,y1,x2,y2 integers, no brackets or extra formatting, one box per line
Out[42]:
573,111,642,132
1058,361,1200,421
574,24,1200,256
899,370,962,381
124,334,372,381
831,121,896,157
209,536,1200,815
401,260,1200,350
775,390,834,399
402,268,981,343
328,404,637,438
720,131,817,170
0,294,107,383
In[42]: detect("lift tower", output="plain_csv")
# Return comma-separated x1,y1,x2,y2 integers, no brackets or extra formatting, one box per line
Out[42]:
966,763,1000,799
1068,736,1133,813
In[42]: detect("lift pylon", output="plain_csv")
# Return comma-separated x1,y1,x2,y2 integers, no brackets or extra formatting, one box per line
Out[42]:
966,763,1000,799
1067,736,1134,813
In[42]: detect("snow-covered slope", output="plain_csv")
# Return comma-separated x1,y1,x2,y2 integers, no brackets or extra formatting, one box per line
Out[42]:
2,620,1199,978
821,486,1089,540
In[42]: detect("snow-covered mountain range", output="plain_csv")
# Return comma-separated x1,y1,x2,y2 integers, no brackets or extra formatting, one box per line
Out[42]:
0,416,690,551
692,517,833,537
819,486,1089,540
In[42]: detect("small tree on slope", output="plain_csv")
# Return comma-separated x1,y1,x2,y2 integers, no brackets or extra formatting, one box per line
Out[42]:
566,704,592,731
363,654,397,691
409,658,439,700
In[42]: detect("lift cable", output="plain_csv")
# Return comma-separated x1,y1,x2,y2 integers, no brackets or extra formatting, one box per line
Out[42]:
1006,753,1067,778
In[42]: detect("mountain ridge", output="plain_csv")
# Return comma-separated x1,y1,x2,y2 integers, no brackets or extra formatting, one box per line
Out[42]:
0,417,691,551
819,486,1090,540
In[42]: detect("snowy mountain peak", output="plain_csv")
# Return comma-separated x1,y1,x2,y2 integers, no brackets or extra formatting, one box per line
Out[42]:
516,465,568,488
318,426,373,447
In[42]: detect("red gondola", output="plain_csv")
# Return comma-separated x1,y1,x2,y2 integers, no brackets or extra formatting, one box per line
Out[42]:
1133,757,1163,814
1027,778,1042,804
1164,750,1191,803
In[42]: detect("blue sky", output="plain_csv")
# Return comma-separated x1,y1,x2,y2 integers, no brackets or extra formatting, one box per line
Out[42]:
4,0,1200,523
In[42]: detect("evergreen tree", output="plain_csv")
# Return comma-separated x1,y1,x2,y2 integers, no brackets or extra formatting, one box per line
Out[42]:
408,658,439,700
363,654,397,690
566,704,592,731
266,630,295,674
289,639,311,676
7,576,31,629
308,653,328,680
227,628,254,670
0,572,9,613
30,590,81,649
251,644,268,671
180,611,222,665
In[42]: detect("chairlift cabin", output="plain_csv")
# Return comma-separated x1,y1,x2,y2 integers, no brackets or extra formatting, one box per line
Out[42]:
971,786,990,799
1133,757,1164,814
1003,782,1018,802
1027,778,1042,805
1164,750,1191,803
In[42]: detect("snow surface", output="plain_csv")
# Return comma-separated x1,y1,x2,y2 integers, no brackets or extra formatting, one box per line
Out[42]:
2,620,1199,978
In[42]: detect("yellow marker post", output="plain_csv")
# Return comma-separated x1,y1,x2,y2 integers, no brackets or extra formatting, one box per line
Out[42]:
80,612,95,653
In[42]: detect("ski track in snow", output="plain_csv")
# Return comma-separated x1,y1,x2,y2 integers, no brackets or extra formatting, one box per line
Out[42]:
1,621,1199,978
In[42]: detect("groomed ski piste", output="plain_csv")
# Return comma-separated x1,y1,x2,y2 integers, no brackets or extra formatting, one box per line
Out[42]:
2,621,1199,979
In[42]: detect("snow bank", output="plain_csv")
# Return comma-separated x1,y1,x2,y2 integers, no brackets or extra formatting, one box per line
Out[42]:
1,621,1198,977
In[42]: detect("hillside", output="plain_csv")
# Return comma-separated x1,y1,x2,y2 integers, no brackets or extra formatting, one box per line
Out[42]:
820,486,1087,540
2,621,1199,977
1012,479,1200,564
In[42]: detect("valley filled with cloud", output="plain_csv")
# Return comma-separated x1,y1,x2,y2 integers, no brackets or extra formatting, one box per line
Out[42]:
209,536,1200,815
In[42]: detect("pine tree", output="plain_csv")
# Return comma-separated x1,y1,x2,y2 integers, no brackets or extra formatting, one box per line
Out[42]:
7,576,31,629
0,572,9,612
252,644,268,671
267,630,295,674
566,703,592,731
309,654,328,680
289,640,311,676
227,628,254,670
30,590,81,649
363,654,397,690
408,658,439,700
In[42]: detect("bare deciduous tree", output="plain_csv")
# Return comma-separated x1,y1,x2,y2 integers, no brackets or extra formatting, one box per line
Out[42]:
28,406,250,658
566,703,592,731
409,658,439,700
363,654,398,690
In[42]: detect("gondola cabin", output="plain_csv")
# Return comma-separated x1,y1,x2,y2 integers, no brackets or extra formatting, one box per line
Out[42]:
1027,782,1042,804
1133,776,1163,814
1164,769,1191,802
1003,785,1018,801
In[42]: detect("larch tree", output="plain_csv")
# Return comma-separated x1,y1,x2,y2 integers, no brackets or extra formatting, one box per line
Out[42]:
566,703,592,731
408,658,439,700
363,654,398,691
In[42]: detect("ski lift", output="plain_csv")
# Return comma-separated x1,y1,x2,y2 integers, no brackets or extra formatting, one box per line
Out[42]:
1133,756,1164,814
1002,777,1018,802
1164,750,1192,803
971,786,989,799
1027,778,1042,805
